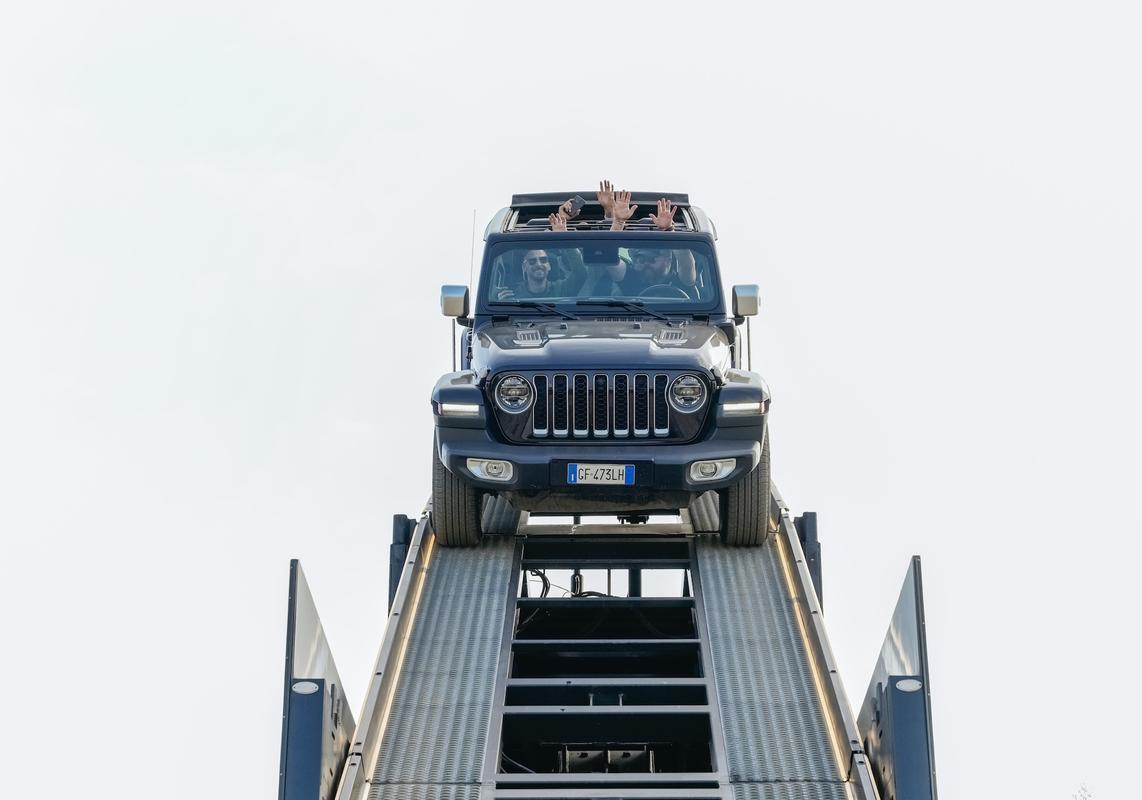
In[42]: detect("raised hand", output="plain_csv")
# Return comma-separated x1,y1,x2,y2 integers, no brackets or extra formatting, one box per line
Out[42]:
610,190,638,230
548,212,569,232
649,198,678,231
597,179,615,216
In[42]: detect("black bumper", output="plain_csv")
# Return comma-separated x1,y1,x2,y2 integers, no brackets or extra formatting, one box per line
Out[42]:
434,415,766,496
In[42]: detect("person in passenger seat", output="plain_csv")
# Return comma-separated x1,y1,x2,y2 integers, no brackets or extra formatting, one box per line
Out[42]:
619,247,698,298
604,193,696,297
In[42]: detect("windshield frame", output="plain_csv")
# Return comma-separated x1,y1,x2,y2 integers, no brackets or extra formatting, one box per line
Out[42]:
474,231,725,318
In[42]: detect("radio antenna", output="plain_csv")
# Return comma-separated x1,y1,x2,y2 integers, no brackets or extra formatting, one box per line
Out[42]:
469,208,477,292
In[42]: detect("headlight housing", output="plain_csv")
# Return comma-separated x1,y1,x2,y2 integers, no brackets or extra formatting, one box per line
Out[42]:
495,375,533,414
669,374,706,413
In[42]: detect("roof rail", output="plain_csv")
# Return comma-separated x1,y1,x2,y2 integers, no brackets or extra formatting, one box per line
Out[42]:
511,191,689,206
484,193,714,237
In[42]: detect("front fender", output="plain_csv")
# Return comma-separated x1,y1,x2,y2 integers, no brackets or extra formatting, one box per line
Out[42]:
431,370,488,429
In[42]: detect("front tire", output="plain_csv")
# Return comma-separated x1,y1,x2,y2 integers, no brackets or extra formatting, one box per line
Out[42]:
431,440,482,547
720,434,771,547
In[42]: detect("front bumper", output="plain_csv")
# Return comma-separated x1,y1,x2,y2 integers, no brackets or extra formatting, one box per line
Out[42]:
434,415,765,496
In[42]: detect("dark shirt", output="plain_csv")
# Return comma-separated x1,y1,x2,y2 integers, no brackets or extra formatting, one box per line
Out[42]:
512,256,587,299
619,265,693,298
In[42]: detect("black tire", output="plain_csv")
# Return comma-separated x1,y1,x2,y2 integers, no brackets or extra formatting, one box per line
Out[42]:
481,494,521,535
688,490,721,533
431,440,482,547
720,434,771,547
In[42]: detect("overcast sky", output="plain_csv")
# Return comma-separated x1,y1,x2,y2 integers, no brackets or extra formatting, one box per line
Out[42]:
2,2,1139,798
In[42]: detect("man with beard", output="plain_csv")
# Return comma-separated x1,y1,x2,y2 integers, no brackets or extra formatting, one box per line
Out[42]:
618,245,699,298
495,248,587,300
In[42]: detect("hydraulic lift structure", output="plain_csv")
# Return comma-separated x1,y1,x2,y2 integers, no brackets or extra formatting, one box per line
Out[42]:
278,487,938,800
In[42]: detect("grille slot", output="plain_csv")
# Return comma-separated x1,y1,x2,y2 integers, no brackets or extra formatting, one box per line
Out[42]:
593,375,609,436
553,375,568,437
654,374,670,435
573,374,589,437
614,374,629,436
634,374,650,437
533,375,548,435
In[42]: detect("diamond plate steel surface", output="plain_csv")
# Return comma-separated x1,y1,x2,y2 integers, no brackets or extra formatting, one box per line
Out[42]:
366,787,480,800
367,537,515,799
697,538,840,784
732,783,850,800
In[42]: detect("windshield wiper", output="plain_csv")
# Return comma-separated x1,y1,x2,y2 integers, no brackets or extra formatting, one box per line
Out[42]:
487,301,579,320
574,299,672,322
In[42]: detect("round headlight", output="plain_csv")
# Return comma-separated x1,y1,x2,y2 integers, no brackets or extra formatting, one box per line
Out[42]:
669,375,706,413
495,375,533,413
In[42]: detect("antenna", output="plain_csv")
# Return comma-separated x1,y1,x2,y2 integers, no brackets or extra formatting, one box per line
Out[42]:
469,208,477,293
453,208,476,374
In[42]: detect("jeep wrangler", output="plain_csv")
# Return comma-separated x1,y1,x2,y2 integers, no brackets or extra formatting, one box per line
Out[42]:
430,192,771,546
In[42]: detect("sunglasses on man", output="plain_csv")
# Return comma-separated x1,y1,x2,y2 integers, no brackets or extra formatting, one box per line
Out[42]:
630,249,668,263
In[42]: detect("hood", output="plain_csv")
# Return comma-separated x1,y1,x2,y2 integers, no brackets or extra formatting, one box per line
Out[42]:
471,319,732,377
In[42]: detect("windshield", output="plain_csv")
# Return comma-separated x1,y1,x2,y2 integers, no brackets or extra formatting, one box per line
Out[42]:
478,238,720,312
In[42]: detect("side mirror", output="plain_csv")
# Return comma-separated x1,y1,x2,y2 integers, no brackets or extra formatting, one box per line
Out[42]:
732,284,760,317
440,285,469,318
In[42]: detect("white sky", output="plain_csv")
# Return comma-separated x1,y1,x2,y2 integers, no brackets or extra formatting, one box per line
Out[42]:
2,2,1139,798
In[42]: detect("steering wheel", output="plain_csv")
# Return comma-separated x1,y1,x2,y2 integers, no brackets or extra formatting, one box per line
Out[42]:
638,284,690,299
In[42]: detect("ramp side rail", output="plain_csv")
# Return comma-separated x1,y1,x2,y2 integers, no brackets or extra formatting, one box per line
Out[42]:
334,512,436,800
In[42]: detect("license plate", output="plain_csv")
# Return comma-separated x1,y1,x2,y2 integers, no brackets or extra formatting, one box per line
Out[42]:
567,464,635,485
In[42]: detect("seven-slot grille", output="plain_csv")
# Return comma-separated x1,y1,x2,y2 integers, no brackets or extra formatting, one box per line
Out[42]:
528,372,676,439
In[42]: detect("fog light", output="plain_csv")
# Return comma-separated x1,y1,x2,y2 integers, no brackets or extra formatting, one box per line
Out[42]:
467,458,514,482
689,458,735,482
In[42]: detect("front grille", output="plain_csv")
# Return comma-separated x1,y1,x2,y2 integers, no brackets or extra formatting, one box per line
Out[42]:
527,371,679,441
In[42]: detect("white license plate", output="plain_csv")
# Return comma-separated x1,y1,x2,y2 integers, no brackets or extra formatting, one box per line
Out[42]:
567,464,635,485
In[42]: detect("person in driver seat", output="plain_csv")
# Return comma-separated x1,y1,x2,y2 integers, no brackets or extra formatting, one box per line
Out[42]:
496,248,587,300
618,247,698,298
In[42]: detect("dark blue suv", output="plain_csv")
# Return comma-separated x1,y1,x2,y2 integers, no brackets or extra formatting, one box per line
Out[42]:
431,193,770,546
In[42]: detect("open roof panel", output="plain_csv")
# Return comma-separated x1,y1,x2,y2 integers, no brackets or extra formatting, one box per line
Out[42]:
510,191,690,206
502,191,701,233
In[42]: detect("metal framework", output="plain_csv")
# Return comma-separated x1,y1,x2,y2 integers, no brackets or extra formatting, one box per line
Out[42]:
280,487,936,800
484,535,731,797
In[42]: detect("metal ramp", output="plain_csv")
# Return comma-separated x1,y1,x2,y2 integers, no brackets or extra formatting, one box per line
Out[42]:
280,491,935,800
698,538,849,799
491,535,729,798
